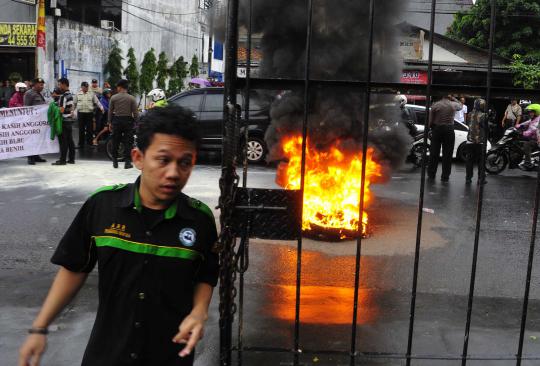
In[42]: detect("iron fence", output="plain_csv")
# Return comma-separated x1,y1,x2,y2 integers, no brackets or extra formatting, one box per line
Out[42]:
217,0,540,365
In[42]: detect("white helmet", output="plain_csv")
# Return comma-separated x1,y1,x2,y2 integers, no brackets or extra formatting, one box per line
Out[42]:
15,82,27,92
147,88,166,102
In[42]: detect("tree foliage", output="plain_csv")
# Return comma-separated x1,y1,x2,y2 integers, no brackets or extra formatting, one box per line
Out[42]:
447,0,540,63
156,51,169,91
167,56,189,96
124,47,140,95
139,48,157,94
189,54,200,78
508,54,540,89
104,40,123,87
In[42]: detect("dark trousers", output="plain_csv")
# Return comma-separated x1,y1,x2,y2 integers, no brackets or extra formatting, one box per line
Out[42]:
78,112,94,147
94,108,105,135
58,121,75,162
428,124,455,179
111,117,134,163
465,143,482,180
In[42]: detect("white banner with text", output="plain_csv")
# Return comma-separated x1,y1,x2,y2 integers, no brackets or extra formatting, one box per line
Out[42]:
0,105,59,160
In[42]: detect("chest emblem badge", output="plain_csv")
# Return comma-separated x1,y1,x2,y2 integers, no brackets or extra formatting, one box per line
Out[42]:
179,228,196,247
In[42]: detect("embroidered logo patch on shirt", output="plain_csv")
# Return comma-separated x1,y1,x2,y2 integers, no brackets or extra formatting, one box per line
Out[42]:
179,228,196,247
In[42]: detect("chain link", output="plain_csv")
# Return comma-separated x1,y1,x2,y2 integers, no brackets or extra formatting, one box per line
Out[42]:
218,102,241,335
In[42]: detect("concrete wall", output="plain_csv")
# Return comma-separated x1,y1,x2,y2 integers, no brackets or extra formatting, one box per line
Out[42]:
0,0,35,23
41,17,114,94
116,0,207,91
38,1,209,96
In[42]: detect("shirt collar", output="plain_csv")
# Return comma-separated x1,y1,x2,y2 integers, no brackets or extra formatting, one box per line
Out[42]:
118,176,192,220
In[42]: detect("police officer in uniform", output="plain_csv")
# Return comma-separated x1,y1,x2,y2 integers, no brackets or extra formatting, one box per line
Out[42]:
19,106,218,366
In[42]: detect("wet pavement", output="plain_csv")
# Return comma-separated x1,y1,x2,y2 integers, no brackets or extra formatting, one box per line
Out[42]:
2,149,540,365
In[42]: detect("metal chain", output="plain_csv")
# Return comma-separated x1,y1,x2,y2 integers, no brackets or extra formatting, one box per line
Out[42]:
218,102,241,342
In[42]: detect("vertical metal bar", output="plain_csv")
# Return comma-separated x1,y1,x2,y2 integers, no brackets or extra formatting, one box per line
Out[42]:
516,159,540,366
461,1,496,365
405,1,437,365
349,0,375,364
242,0,253,188
237,1,253,365
220,0,239,364
294,0,314,364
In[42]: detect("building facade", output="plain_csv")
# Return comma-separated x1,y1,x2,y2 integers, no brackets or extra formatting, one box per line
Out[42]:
0,0,216,97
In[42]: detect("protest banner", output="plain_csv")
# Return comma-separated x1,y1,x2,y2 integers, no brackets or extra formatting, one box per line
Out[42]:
0,105,59,160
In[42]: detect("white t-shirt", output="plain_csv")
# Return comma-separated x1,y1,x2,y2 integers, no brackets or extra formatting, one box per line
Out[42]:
455,104,468,123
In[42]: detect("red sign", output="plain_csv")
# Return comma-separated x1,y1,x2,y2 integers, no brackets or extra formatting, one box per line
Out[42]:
401,71,428,85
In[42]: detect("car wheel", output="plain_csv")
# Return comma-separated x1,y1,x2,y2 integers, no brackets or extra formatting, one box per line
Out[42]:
244,136,267,163
106,138,125,162
457,143,468,162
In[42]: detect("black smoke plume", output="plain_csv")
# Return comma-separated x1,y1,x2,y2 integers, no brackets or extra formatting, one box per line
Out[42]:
217,0,413,171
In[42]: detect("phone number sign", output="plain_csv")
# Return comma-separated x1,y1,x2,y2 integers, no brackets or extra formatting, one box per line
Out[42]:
0,23,37,47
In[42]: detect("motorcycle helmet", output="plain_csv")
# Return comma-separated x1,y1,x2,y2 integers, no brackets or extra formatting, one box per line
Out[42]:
15,82,27,92
525,103,540,115
147,88,166,102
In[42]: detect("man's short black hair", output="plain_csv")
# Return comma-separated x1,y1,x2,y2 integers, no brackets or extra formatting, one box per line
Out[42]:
136,106,199,153
116,79,129,90
58,77,69,87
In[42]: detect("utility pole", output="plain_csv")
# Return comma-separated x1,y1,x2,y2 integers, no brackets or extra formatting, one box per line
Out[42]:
205,0,214,76
50,0,61,80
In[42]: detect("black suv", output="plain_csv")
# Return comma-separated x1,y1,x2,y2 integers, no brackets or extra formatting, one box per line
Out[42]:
168,87,271,163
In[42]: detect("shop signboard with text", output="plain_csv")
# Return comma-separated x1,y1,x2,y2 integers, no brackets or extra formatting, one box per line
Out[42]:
0,23,36,47
400,70,428,85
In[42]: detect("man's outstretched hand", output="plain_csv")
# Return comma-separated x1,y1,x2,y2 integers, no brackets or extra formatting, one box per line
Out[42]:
172,312,207,358
19,334,47,366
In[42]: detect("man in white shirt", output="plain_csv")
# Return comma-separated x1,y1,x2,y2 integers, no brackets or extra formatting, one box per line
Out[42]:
455,97,468,124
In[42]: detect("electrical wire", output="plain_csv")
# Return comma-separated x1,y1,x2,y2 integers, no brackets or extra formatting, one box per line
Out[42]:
102,0,204,40
119,0,208,17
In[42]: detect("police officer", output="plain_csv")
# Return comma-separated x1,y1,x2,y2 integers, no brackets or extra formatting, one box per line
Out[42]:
19,106,218,366
109,79,138,169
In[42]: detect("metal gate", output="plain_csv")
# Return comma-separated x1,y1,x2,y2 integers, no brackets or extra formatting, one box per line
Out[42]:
217,0,540,364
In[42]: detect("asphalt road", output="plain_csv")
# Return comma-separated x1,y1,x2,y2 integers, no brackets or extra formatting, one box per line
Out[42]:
2,150,540,366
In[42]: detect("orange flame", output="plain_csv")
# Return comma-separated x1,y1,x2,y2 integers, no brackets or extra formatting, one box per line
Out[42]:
276,135,383,237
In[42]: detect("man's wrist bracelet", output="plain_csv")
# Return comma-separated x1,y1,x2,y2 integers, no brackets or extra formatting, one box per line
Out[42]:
28,327,48,335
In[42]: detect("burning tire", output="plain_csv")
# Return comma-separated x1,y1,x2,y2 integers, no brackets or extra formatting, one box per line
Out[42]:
244,136,267,163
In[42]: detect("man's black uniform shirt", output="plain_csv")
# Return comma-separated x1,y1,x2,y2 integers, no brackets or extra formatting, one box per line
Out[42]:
51,178,219,366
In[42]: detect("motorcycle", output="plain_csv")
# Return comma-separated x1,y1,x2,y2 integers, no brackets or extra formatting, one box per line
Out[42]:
485,127,539,174
407,131,428,168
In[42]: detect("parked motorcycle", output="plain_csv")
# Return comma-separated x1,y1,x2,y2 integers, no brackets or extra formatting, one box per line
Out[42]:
485,127,539,174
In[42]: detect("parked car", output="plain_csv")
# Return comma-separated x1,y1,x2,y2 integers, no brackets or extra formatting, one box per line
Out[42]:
168,87,271,163
404,104,491,161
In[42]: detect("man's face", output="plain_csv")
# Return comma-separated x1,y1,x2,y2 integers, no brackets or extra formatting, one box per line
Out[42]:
512,100,518,106
460,98,465,104
92,82,98,88
132,133,197,208
34,82,44,93
58,82,67,92
82,85,88,92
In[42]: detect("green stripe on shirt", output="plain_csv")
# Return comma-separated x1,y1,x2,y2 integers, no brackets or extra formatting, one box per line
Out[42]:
93,235,202,261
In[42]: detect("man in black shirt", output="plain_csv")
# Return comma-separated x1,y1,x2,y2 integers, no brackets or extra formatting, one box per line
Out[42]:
19,106,218,366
